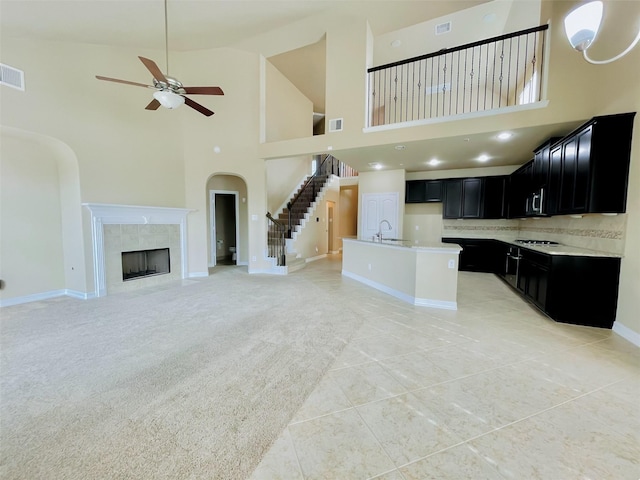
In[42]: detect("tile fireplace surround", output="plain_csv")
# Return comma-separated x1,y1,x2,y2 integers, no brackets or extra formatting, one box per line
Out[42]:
83,204,192,296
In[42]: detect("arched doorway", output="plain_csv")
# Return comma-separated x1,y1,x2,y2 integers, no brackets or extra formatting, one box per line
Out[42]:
206,174,248,269
0,127,86,304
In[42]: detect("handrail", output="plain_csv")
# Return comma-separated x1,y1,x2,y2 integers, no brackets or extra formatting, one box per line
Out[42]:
286,154,332,238
289,155,329,209
368,24,549,73
266,211,284,226
367,23,548,127
266,212,286,266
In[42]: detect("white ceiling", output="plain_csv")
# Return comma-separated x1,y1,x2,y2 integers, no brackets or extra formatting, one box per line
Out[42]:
1,0,585,173
0,0,487,51
331,121,585,173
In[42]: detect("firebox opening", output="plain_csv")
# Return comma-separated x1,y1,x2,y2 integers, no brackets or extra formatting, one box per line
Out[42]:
122,248,170,281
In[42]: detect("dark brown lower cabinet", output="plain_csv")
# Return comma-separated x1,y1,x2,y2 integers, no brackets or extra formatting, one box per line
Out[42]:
441,238,503,273
516,249,620,328
542,255,620,328
442,237,621,328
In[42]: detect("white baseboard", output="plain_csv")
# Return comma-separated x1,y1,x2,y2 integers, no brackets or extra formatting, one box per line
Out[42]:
306,254,327,263
612,322,640,347
342,270,457,310
0,289,66,307
65,289,96,300
188,272,209,278
248,268,286,275
0,288,96,307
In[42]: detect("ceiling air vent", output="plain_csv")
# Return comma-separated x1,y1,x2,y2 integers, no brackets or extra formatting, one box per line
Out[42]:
435,21,452,35
0,63,25,91
328,118,343,132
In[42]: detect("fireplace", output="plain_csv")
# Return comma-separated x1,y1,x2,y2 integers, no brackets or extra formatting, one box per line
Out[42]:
122,248,170,281
83,204,193,296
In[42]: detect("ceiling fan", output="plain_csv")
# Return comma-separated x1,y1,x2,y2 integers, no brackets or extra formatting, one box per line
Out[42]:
95,0,223,117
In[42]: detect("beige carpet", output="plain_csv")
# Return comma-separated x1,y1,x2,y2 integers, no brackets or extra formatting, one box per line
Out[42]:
0,257,367,479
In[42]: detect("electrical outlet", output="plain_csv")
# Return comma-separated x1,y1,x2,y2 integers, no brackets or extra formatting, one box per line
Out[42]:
448,259,455,269
252,256,257,262
415,225,419,230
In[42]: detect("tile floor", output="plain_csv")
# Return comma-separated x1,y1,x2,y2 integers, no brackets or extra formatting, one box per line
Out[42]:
250,256,640,480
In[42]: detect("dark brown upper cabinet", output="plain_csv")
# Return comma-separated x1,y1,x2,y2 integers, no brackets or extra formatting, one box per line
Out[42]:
553,112,635,215
405,180,443,203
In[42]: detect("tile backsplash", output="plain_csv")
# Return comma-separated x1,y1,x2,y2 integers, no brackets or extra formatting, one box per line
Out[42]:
441,214,627,255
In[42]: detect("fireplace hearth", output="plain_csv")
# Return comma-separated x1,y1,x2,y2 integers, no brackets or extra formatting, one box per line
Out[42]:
122,248,170,281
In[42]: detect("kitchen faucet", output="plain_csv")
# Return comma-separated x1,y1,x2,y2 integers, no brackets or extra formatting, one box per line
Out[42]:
377,220,392,241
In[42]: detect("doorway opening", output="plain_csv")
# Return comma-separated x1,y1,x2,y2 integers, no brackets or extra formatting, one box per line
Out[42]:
326,200,335,254
210,190,239,267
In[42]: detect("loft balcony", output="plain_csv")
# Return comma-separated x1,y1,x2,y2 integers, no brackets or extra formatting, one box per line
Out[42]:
366,25,549,130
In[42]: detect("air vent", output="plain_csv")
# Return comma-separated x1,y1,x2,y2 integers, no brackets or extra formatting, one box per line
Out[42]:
328,118,343,132
435,21,451,35
0,63,25,91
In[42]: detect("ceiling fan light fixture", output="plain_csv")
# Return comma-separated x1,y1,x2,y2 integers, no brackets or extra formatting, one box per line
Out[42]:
153,90,184,109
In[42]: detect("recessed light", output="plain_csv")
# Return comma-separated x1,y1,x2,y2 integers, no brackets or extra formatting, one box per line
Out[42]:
390,39,402,48
477,154,490,162
327,145,333,151
497,132,512,140
395,145,406,150
368,162,383,170
428,159,440,166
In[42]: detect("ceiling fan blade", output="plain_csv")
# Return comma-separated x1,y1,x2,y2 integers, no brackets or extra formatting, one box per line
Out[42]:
183,86,224,96
96,75,151,88
138,56,168,84
184,97,214,117
145,99,161,111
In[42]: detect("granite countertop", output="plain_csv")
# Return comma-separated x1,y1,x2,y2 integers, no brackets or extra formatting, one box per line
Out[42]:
443,236,622,258
343,237,462,252
512,243,621,258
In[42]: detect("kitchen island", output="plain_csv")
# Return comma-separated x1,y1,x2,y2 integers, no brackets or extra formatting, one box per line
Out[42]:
342,238,462,310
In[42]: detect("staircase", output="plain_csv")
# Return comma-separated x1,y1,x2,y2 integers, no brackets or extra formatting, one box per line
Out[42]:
279,174,328,237
265,154,357,273
265,173,330,274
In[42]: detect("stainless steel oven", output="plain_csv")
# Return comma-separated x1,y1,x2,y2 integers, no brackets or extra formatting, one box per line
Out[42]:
504,245,521,288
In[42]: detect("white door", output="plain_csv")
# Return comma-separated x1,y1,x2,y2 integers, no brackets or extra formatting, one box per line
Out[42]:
360,193,399,240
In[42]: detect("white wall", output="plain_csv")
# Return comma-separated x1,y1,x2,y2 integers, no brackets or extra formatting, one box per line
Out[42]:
176,47,272,275
265,60,313,142
266,156,312,214
0,133,66,300
373,1,541,67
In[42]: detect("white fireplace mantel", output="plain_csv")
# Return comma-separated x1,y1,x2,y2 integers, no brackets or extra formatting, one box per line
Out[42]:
83,203,193,297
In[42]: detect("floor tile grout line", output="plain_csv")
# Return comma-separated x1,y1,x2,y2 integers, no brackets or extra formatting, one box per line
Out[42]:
284,426,309,480
391,377,629,473
352,396,408,480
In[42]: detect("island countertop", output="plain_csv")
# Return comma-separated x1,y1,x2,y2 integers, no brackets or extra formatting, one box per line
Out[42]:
343,238,463,253
341,238,461,310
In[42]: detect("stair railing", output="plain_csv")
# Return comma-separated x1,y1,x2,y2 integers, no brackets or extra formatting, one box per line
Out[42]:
367,24,549,127
266,212,286,266
286,154,330,238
